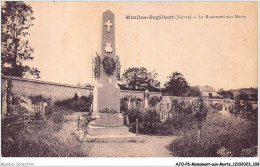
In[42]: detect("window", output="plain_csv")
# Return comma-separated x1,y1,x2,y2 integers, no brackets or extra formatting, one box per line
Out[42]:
208,93,212,98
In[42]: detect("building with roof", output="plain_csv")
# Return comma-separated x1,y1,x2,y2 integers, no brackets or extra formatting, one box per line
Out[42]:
197,85,219,98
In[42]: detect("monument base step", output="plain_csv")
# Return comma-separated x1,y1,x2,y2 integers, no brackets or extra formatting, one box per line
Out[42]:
92,113,124,127
74,130,143,142
86,125,129,135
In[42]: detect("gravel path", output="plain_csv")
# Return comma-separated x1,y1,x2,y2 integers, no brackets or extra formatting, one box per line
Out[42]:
57,112,178,157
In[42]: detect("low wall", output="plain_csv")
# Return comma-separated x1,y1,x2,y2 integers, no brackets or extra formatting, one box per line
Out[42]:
1,76,92,102
1,76,162,102
120,90,162,99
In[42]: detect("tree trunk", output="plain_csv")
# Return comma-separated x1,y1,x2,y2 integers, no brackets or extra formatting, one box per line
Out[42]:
12,37,18,73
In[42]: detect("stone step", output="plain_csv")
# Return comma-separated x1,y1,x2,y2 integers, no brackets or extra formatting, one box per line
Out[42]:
86,125,129,135
74,131,143,142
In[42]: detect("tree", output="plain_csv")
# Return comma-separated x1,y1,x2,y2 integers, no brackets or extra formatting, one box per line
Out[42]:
121,67,160,91
217,89,234,99
163,71,189,96
238,91,249,101
186,86,201,97
1,1,40,78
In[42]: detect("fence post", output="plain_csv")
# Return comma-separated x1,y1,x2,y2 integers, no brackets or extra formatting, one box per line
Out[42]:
126,115,129,125
42,103,45,118
77,116,80,131
24,115,25,131
39,102,42,117
136,118,138,136
1,89,7,119
84,117,87,132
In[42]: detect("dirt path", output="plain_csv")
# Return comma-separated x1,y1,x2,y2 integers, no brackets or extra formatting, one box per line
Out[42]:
57,112,178,157
87,135,177,157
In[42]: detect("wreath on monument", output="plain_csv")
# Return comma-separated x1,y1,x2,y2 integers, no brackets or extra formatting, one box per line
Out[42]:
100,108,118,114
102,56,116,76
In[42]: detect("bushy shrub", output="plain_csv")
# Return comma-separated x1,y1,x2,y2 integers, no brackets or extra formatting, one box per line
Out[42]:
167,112,258,157
125,108,143,124
28,95,51,105
148,96,160,107
34,112,42,119
52,111,64,131
124,97,208,136
125,108,161,134
1,106,87,157
55,93,93,112
120,98,128,113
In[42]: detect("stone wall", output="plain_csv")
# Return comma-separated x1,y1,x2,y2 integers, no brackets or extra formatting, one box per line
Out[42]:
1,76,162,102
1,76,92,102
120,89,162,100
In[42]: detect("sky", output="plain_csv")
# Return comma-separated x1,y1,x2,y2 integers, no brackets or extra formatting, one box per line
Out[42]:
23,1,258,90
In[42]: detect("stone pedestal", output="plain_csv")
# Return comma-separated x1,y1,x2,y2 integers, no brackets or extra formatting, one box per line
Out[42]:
92,82,120,121
91,113,124,127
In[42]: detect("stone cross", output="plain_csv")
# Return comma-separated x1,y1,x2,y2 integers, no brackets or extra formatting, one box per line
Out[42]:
100,11,116,83
105,20,112,32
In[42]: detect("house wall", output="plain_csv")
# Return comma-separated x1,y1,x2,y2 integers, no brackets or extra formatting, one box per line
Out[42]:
201,91,219,97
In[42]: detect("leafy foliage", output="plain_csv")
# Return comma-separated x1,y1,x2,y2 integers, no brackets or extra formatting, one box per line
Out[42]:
186,86,201,97
1,107,87,157
116,55,121,80
93,53,101,79
125,108,161,134
237,91,249,101
1,1,40,78
115,55,121,80
121,67,160,91
217,90,234,99
120,97,128,113
28,95,51,105
148,96,161,107
99,108,118,114
193,98,207,131
55,93,93,112
166,96,257,157
167,112,258,157
163,71,189,96
102,56,116,76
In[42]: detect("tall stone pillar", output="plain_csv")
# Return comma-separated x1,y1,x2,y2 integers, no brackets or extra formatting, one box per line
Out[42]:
92,10,122,127
76,10,142,142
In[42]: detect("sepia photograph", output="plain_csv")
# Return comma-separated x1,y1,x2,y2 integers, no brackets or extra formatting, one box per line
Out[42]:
0,0,258,165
